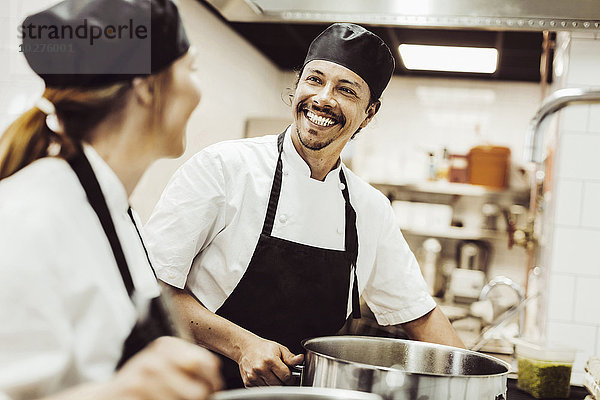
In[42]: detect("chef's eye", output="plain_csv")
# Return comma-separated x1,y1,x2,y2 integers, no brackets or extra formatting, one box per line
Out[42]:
306,76,322,84
340,87,357,96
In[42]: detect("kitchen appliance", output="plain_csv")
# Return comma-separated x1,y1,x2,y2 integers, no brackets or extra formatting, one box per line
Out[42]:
298,336,510,400
209,387,382,400
456,240,491,271
447,240,491,303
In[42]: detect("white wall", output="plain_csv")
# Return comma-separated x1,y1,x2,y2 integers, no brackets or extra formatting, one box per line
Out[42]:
542,32,600,384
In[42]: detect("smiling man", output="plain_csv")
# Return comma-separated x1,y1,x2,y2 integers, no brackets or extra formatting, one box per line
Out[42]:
144,23,464,389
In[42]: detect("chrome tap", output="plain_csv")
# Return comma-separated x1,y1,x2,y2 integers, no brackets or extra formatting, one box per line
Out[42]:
525,88,600,164
471,276,529,351
479,276,525,303
478,276,525,341
520,88,600,251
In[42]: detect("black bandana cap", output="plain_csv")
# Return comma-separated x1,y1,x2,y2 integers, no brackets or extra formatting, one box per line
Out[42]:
303,23,395,100
22,0,190,88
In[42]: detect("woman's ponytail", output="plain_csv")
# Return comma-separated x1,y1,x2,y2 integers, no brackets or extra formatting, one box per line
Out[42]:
0,107,51,180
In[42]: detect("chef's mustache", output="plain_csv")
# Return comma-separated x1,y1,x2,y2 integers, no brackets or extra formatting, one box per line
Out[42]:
297,101,346,127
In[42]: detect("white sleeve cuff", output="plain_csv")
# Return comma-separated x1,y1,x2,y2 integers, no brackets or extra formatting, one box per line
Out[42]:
156,267,187,289
367,295,436,326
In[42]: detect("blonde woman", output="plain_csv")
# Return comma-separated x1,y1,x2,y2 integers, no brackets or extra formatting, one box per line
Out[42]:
0,0,221,399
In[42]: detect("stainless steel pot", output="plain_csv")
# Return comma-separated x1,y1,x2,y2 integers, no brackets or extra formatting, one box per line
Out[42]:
209,387,382,400
299,336,510,400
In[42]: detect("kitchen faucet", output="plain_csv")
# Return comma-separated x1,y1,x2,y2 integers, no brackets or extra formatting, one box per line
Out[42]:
479,276,526,336
525,87,600,164
471,276,529,352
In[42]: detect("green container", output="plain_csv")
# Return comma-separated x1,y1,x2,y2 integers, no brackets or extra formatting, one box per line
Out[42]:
516,341,576,399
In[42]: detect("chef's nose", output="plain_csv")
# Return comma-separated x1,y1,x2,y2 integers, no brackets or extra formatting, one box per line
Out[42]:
313,83,336,108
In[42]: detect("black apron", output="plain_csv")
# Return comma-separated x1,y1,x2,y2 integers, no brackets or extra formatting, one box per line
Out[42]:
215,131,361,388
66,145,175,370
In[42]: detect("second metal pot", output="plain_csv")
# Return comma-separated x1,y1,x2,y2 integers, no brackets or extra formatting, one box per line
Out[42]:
209,387,382,400
299,336,510,400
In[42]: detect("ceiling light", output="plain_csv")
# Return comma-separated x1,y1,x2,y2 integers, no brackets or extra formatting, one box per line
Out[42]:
398,44,499,73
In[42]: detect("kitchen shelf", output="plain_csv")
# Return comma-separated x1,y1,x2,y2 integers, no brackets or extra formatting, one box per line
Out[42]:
400,225,508,241
372,181,530,205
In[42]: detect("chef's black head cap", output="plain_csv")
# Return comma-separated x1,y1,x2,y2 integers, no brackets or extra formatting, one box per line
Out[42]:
22,0,189,88
303,23,395,100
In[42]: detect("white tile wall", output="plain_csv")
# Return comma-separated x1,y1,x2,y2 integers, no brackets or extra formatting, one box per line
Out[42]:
559,105,589,132
590,105,600,133
545,33,600,383
573,277,600,325
552,227,600,276
567,39,600,86
547,273,575,321
557,133,600,180
581,182,600,228
554,179,583,226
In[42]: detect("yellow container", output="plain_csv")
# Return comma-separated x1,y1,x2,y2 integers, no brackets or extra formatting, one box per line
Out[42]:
467,146,511,189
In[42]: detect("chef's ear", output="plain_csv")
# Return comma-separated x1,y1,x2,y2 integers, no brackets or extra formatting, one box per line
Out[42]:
359,100,381,129
131,76,154,107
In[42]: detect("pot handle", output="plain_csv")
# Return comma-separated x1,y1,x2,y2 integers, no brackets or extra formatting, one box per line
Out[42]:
290,363,304,378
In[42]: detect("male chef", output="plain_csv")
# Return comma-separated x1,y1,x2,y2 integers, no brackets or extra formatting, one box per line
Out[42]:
145,23,464,389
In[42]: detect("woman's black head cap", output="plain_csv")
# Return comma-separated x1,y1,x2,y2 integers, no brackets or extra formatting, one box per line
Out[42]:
22,0,190,88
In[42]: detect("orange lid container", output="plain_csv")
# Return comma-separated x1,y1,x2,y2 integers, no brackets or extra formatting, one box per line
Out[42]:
467,146,511,189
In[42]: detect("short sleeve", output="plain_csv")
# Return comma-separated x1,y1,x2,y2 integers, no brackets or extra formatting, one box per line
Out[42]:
361,201,436,326
144,149,227,288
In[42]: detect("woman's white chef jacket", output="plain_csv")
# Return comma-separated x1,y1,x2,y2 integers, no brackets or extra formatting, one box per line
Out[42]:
0,146,159,400
145,128,435,326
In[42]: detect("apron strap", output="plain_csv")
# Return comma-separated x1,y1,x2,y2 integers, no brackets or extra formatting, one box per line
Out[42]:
339,169,361,319
127,207,158,280
261,131,286,236
67,144,135,297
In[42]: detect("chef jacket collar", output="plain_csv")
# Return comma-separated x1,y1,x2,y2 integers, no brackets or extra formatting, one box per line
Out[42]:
82,143,130,214
282,126,344,183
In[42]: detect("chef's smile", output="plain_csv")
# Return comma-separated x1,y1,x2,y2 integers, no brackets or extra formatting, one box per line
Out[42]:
304,109,339,128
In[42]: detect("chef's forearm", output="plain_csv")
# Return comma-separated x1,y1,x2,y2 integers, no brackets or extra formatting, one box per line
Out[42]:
401,306,466,349
163,283,256,363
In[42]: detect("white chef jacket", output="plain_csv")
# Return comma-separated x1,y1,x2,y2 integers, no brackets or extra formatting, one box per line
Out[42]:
145,128,435,326
0,145,160,400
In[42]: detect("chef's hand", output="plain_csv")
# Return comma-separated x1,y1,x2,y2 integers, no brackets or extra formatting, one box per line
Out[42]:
237,337,304,387
111,336,223,400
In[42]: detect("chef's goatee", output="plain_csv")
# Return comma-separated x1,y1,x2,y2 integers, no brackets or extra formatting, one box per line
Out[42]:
21,0,190,88
303,23,395,100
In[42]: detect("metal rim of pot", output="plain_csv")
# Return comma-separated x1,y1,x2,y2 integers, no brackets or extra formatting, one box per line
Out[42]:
209,386,383,400
300,336,511,379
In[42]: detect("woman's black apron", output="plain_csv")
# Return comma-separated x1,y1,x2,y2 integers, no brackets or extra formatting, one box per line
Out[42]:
67,145,175,369
215,131,361,388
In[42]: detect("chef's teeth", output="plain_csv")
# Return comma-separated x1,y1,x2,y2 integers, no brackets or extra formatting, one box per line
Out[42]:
306,110,336,127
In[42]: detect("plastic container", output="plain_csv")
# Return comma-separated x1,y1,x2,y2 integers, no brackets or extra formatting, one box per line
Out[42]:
515,340,576,399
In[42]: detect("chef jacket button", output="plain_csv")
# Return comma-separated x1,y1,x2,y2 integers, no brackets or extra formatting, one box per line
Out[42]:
167,273,176,280
283,170,289,176
279,214,288,223
337,227,344,234
338,182,346,190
